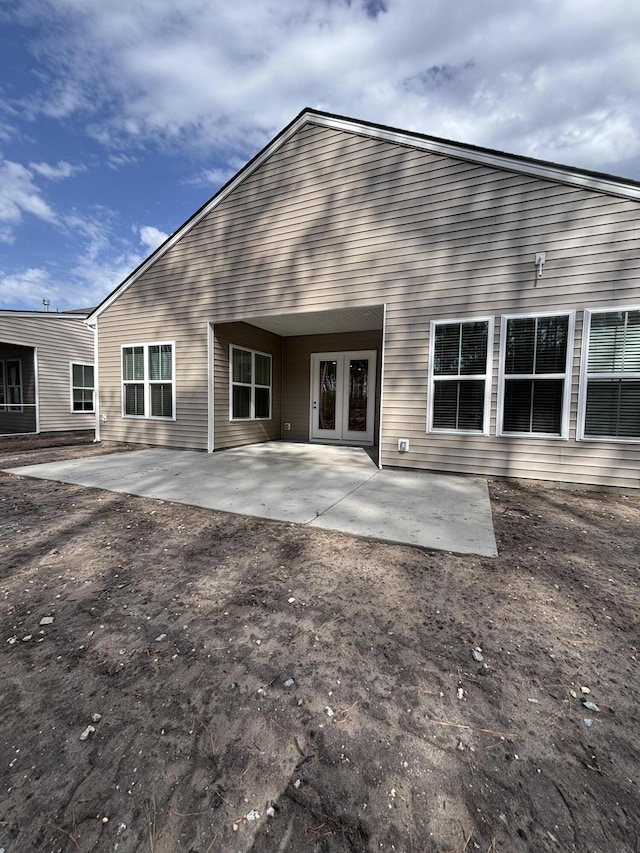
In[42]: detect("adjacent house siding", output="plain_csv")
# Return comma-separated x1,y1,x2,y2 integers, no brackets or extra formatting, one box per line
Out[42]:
95,121,640,485
0,314,94,434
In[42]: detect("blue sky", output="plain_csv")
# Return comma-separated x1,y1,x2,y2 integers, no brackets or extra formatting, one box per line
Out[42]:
1,0,639,312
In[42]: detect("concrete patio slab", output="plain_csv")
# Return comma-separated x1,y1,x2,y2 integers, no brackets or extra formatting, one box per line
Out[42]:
5,442,497,556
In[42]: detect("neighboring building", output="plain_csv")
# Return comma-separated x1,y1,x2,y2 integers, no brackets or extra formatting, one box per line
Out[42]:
0,310,95,436
88,109,640,488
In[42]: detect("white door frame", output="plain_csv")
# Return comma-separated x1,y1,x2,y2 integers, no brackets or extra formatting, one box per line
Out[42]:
309,350,377,446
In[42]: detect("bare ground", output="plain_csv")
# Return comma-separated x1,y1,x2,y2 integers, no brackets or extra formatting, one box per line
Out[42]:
0,433,638,853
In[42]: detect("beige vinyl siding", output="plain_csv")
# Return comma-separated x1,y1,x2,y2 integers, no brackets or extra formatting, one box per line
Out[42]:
283,330,383,442
213,323,282,450
0,314,94,434
97,314,209,449
96,122,640,485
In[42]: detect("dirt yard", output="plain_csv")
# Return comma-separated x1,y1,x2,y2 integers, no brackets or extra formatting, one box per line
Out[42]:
0,434,638,853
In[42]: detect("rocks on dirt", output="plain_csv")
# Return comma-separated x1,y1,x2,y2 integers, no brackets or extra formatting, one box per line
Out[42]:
284,678,295,688
39,616,54,625
582,700,600,712
472,647,484,662
80,725,96,741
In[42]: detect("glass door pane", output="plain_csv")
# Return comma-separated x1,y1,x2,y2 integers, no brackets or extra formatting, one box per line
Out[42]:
319,360,337,430
347,358,368,432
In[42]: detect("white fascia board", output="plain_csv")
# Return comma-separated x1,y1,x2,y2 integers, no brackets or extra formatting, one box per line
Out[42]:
89,109,640,323
0,311,89,320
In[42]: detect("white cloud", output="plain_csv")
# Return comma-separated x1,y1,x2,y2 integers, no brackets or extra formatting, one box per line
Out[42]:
8,0,638,175
0,267,50,309
187,165,238,188
0,214,145,311
0,158,57,232
29,160,85,180
139,225,169,251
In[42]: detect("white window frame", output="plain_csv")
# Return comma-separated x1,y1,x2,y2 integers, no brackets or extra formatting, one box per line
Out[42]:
427,316,493,435
0,359,23,413
578,305,640,443
121,341,176,420
70,362,95,413
229,345,272,421
497,310,575,439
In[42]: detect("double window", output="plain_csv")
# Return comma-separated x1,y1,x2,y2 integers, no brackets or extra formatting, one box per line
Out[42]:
122,343,174,419
499,312,573,437
580,308,640,440
71,363,94,412
0,359,22,412
428,318,492,433
230,346,272,420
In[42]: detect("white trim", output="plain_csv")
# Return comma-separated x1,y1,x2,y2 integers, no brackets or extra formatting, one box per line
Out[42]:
0,311,91,320
207,323,215,452
69,361,95,414
93,324,100,442
121,341,176,421
33,348,39,433
87,110,640,325
427,315,494,436
578,305,640,443
377,304,386,468
228,344,273,421
497,309,575,439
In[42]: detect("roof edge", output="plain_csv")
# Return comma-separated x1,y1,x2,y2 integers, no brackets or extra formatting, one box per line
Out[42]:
87,109,311,323
88,107,640,324
0,309,91,318
303,108,640,199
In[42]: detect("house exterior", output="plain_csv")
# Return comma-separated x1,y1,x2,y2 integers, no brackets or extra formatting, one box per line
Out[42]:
0,310,95,436
88,109,640,489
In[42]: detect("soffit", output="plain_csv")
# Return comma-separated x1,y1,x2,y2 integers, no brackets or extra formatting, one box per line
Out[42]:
245,305,384,337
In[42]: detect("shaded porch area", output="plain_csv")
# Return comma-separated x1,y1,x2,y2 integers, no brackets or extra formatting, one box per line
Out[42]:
0,342,37,435
211,305,384,456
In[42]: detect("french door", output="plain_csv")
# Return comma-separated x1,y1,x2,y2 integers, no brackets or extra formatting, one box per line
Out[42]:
310,351,376,445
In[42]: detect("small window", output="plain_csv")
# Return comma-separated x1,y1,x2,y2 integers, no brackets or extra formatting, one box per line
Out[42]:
230,346,272,420
428,318,492,433
499,313,573,437
0,359,22,412
579,308,640,440
71,363,95,412
122,343,174,419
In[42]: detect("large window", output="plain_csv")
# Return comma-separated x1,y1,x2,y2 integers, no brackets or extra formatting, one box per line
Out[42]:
230,346,271,420
0,359,22,412
499,312,573,437
71,363,94,412
428,318,492,433
122,343,174,419
579,308,640,440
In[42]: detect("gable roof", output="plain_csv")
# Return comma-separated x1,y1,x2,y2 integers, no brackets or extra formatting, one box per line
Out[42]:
87,107,640,324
